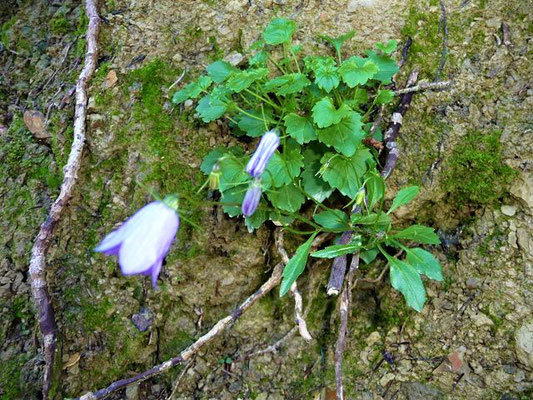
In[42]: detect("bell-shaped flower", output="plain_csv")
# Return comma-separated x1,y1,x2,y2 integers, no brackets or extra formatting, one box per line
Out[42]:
95,196,180,288
242,179,262,217
246,130,280,178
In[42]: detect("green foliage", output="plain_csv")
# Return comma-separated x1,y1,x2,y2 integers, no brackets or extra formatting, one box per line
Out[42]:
172,17,443,311
443,130,516,205
280,233,317,296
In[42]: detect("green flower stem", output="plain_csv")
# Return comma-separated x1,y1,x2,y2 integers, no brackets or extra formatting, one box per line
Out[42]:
289,46,301,74
244,88,282,111
239,93,255,108
234,105,268,122
268,56,287,74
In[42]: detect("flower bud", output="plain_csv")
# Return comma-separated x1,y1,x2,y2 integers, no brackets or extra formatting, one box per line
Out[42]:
242,179,262,217
355,188,365,206
246,130,280,178
208,163,221,190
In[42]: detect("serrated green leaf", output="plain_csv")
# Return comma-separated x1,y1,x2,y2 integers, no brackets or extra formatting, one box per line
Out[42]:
351,213,391,226
263,18,297,45
320,31,356,55
388,186,420,214
338,58,378,87
237,108,274,137
220,186,246,217
245,207,268,232
313,209,350,230
304,55,336,71
207,60,238,83
360,248,379,264
311,237,362,258
375,89,394,105
315,65,340,92
365,50,399,83
392,225,440,245
263,150,304,188
264,73,310,96
284,114,317,144
249,50,268,66
218,156,248,192
365,173,385,210
267,184,305,212
405,248,443,281
302,147,334,202
196,93,228,122
280,232,318,297
389,256,426,311
172,76,213,104
317,111,365,156
226,68,269,93
200,147,226,175
376,39,398,55
311,98,351,128
320,148,371,198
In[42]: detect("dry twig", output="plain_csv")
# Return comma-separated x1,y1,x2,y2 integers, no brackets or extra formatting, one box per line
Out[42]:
381,69,419,179
394,80,451,95
28,1,100,398
334,254,360,400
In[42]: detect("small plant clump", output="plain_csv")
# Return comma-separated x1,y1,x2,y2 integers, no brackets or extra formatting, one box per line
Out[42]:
98,17,443,312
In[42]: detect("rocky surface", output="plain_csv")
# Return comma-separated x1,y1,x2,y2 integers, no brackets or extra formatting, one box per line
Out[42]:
0,0,531,399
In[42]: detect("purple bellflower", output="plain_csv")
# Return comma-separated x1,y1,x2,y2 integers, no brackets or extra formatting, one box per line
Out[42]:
246,130,280,177
242,179,262,217
94,195,180,288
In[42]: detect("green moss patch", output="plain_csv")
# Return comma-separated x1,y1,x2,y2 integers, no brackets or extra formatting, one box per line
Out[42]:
443,131,516,206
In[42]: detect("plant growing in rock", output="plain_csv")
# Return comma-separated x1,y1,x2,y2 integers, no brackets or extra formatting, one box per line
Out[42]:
169,18,443,310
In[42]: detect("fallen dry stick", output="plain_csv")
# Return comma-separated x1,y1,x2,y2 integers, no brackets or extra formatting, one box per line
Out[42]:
394,80,451,95
28,1,100,398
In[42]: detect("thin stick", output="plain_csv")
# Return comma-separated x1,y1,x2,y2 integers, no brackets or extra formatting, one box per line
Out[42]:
28,1,100,398
394,80,451,95
247,327,298,358
326,231,353,296
501,22,512,47
166,361,192,400
380,69,419,179
435,0,448,81
76,262,285,400
334,254,360,400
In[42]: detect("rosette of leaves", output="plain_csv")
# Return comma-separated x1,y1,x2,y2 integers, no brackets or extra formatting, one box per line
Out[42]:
174,18,442,311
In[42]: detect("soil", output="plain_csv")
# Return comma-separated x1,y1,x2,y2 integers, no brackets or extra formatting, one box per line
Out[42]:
0,0,531,399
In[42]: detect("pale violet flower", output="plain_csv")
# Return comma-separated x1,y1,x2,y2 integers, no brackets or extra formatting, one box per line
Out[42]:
95,196,180,288
246,130,280,177
242,179,262,217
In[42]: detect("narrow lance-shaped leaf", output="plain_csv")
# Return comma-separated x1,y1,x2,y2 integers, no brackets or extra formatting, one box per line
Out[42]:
405,247,443,281
280,232,318,296
388,256,426,312
311,240,362,259
388,186,420,214
392,225,441,245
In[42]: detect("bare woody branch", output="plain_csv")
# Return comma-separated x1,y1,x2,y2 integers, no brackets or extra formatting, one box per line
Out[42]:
381,69,419,179
334,254,360,400
28,1,100,398
394,80,451,95
326,230,353,296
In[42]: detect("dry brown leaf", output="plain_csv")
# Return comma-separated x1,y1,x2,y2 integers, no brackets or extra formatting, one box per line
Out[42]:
62,352,81,369
23,110,51,139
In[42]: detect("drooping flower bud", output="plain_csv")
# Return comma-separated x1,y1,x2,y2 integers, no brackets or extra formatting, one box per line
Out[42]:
242,179,262,217
208,163,221,190
246,130,280,178
355,188,365,206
